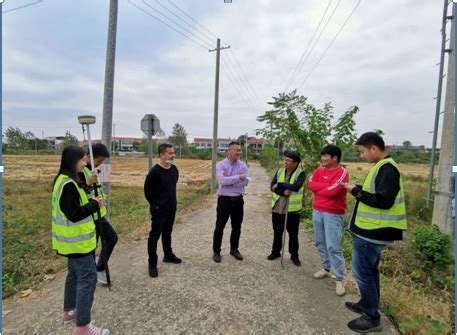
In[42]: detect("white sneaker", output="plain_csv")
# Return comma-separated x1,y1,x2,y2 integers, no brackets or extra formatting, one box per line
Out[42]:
313,269,331,279
74,323,110,335
97,270,108,285
336,281,346,296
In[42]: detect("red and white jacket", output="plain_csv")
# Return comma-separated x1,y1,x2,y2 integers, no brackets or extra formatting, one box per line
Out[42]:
308,166,349,215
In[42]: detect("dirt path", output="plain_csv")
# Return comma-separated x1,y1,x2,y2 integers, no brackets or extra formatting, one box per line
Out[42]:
3,163,397,334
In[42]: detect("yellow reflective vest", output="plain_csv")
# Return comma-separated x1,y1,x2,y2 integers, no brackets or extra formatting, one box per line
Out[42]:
83,166,107,219
355,157,407,230
272,168,304,212
51,174,97,255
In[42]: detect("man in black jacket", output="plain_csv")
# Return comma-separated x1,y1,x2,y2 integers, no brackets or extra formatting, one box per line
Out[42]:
144,143,182,278
343,132,407,333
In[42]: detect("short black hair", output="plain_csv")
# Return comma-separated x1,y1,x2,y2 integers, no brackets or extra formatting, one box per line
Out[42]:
356,132,385,151
91,143,110,158
229,141,240,147
284,150,301,163
320,144,342,162
158,143,173,155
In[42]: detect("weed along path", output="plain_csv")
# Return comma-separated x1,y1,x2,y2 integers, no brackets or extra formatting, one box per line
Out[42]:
3,163,397,334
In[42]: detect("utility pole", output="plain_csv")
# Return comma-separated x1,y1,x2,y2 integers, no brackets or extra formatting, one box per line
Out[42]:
209,38,230,193
427,0,451,207
433,5,455,237
112,123,116,156
245,132,248,164
101,0,118,216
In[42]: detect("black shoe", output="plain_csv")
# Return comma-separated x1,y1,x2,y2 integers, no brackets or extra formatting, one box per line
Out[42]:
230,250,244,261
213,252,221,263
291,255,301,266
267,253,281,261
149,264,158,278
347,315,382,333
163,254,182,264
345,302,363,315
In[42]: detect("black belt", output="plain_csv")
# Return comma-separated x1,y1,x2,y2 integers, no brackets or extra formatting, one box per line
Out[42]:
220,195,243,201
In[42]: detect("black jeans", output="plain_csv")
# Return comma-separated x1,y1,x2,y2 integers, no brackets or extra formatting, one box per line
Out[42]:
271,212,300,257
213,196,244,253
148,212,176,266
95,217,118,272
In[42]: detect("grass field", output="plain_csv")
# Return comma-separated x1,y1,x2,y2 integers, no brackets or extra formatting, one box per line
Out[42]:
2,155,211,292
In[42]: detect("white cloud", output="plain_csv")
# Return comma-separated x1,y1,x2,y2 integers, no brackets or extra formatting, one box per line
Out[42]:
3,0,446,146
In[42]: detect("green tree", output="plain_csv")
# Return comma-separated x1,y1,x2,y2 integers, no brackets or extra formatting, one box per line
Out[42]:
256,90,359,172
402,140,412,149
170,123,187,146
62,131,79,148
4,127,27,150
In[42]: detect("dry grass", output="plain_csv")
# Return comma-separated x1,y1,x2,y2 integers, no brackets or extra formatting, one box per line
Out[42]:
3,155,212,187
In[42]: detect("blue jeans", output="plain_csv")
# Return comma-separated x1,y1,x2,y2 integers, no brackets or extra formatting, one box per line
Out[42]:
63,254,97,326
312,210,346,280
351,235,385,321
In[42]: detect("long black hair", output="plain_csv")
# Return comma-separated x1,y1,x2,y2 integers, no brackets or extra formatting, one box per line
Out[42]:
53,145,86,187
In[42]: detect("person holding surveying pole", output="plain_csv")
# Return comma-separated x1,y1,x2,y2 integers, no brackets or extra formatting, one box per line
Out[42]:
268,151,305,266
51,145,110,335
80,143,118,286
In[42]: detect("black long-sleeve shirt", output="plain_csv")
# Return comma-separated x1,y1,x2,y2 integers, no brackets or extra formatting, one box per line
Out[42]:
270,168,306,196
349,158,403,241
144,164,179,215
58,179,100,257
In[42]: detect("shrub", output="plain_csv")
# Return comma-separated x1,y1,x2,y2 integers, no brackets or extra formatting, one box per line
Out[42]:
406,225,452,270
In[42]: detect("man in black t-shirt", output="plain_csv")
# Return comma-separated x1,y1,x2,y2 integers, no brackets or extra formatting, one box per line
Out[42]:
144,143,181,278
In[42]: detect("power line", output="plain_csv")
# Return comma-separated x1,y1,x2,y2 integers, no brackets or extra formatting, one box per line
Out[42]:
220,59,260,115
141,0,213,49
296,0,362,90
154,0,215,46
228,48,265,111
283,0,334,92
166,0,219,41
127,0,210,50
2,0,43,14
222,53,263,113
285,0,342,91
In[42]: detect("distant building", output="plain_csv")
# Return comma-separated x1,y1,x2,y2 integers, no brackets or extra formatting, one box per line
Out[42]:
46,136,66,149
247,137,273,154
192,137,233,153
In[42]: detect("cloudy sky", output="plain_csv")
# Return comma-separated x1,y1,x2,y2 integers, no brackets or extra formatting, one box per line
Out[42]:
3,0,449,146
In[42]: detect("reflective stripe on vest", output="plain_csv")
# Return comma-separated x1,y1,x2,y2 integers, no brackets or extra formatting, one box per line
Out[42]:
83,167,107,219
271,168,304,212
51,174,97,255
355,157,407,230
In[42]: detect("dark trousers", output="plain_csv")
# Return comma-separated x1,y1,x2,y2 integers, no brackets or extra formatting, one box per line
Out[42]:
212,196,244,253
95,217,118,272
271,212,300,257
351,235,384,321
148,212,176,266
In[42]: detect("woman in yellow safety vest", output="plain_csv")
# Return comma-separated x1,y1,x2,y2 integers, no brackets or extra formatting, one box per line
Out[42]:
51,145,109,335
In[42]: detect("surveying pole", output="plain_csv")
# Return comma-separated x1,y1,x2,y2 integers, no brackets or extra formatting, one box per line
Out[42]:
78,115,111,288
209,39,230,193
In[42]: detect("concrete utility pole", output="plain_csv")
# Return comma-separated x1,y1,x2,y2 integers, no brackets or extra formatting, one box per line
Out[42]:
433,5,455,237
427,0,452,207
101,0,118,216
209,39,230,193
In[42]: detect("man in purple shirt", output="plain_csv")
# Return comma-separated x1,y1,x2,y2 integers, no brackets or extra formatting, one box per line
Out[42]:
212,141,249,263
